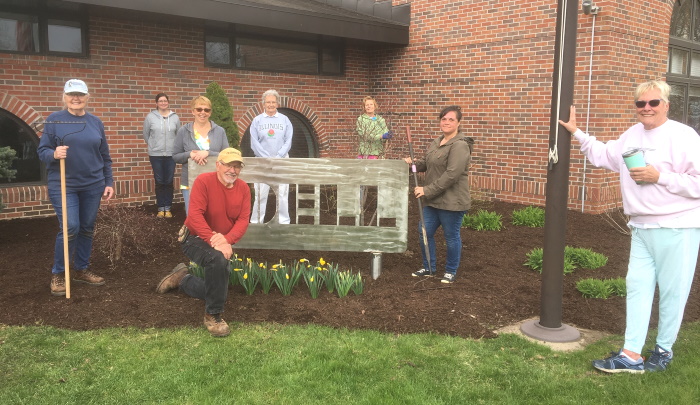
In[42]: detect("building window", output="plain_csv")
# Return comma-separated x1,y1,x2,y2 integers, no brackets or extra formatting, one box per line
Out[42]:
668,0,700,133
205,26,343,76
0,1,87,57
0,108,44,185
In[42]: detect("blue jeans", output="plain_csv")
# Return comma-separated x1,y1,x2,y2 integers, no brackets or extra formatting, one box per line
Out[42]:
149,156,176,211
48,184,104,274
179,235,231,315
418,206,466,275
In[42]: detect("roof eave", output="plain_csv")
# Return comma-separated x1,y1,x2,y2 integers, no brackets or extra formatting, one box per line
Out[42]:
65,0,409,45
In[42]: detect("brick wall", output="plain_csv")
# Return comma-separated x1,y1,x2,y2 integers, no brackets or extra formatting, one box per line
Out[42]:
372,0,673,213
0,1,676,220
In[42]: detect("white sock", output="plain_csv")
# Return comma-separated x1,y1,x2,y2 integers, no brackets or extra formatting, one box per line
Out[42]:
620,352,642,363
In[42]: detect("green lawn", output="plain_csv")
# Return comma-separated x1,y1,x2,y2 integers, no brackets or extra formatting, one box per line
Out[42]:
1,322,699,404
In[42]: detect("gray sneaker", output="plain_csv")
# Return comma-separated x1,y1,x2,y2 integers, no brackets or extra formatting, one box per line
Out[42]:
644,345,673,372
592,350,645,374
440,273,456,284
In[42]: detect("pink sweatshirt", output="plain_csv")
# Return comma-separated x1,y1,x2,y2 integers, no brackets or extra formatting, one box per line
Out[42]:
574,119,700,227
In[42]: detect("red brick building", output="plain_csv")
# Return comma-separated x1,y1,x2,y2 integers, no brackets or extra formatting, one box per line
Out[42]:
0,0,692,220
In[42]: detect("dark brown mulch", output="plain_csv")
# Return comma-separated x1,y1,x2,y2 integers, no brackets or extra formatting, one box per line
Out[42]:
1,199,699,339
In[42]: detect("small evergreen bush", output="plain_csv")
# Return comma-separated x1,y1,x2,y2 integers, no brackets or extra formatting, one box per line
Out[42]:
0,146,18,211
511,206,545,228
205,82,240,148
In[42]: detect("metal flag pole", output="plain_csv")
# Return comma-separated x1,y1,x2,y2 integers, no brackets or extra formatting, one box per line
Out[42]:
406,126,433,274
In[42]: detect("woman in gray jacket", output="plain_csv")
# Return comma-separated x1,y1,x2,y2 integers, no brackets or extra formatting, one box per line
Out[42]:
143,93,181,218
404,105,472,284
172,96,229,215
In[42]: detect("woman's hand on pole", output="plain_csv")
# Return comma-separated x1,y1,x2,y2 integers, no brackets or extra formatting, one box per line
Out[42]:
413,186,424,198
558,105,579,134
53,145,69,160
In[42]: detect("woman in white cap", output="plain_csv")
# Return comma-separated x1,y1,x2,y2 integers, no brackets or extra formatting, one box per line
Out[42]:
37,79,115,296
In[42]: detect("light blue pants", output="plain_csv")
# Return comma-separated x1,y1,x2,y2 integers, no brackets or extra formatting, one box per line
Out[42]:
624,227,700,354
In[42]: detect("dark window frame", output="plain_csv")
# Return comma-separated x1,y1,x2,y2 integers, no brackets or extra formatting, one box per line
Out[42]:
204,28,344,76
0,1,89,58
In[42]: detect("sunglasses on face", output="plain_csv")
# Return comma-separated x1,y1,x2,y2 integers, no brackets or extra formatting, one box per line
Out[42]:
635,99,662,108
194,108,212,113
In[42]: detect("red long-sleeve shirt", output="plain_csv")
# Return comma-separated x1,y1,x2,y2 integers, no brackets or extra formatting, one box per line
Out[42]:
184,172,251,245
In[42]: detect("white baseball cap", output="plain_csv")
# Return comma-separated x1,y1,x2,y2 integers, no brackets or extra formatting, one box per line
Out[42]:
64,79,88,94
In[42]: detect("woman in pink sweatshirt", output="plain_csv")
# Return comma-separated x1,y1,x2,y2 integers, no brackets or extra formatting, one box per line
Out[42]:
560,80,700,374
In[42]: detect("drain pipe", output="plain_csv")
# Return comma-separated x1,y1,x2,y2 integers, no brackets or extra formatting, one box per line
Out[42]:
581,4,600,212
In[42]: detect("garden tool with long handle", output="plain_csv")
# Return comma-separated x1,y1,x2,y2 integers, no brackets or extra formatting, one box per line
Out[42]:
406,126,433,274
59,154,71,298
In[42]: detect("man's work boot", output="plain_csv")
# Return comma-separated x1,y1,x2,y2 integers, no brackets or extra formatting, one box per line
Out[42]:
204,313,230,337
72,270,105,286
155,263,189,293
50,274,66,296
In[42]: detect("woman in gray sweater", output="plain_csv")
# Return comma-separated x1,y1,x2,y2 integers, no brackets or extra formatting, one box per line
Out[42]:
143,93,181,218
172,96,229,215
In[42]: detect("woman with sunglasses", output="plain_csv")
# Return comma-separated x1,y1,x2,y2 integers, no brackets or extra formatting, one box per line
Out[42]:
403,105,472,284
143,93,181,218
560,80,700,375
37,79,114,296
173,96,229,214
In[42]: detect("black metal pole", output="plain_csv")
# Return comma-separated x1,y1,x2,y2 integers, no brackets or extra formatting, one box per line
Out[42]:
521,0,580,342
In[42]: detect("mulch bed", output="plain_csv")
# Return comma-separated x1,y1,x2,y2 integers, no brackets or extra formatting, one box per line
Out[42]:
1,199,699,339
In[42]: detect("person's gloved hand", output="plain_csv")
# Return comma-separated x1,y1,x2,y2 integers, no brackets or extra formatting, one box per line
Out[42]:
382,130,394,140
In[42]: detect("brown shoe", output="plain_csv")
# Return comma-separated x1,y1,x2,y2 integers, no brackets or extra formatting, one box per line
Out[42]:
204,313,230,337
157,211,165,218
72,270,105,286
164,210,173,218
155,263,189,293
50,274,66,296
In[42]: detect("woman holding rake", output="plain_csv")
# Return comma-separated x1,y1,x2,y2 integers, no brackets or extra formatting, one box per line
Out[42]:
38,79,114,296
404,105,472,284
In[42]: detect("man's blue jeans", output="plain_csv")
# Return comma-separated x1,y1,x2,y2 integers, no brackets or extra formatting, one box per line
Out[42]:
179,235,231,315
418,206,466,275
149,156,176,211
48,184,104,274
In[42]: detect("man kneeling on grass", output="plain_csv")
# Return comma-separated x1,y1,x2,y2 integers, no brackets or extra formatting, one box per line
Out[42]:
156,148,251,337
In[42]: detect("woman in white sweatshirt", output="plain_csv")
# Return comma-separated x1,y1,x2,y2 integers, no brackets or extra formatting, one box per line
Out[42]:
560,80,700,374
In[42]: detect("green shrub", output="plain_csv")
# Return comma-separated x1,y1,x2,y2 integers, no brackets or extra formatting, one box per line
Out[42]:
205,82,240,148
576,278,613,299
607,277,627,297
462,210,503,231
523,247,577,274
511,206,545,227
565,247,608,269
0,146,17,211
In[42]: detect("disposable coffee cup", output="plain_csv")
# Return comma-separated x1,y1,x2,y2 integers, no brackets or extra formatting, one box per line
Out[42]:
622,149,645,184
